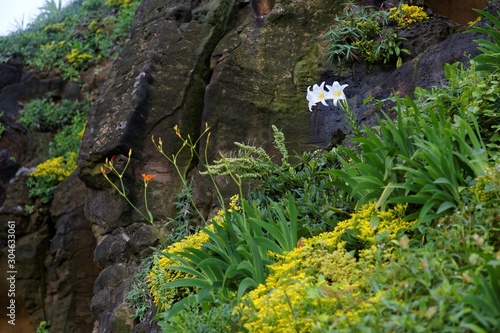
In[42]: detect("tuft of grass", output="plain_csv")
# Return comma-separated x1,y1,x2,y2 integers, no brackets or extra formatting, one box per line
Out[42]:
126,255,155,322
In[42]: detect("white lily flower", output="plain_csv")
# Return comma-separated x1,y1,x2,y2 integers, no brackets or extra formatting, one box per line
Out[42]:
306,82,329,112
326,81,348,106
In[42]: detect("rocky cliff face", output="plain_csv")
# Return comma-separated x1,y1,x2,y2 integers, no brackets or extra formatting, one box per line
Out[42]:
77,0,491,332
0,0,493,332
0,56,101,332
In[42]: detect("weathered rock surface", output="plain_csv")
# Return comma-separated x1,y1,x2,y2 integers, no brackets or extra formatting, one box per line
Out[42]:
78,0,242,330
0,170,98,332
0,169,48,333
45,172,100,333
0,39,104,333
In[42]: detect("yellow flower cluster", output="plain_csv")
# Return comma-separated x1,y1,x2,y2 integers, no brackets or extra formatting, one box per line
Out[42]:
468,16,481,27
105,0,133,7
148,195,241,311
239,203,414,332
228,194,240,212
211,194,240,224
389,4,429,29
65,48,93,67
41,40,65,50
88,19,99,32
78,122,86,139
352,39,376,62
470,165,500,202
44,22,65,33
148,227,211,311
31,152,78,181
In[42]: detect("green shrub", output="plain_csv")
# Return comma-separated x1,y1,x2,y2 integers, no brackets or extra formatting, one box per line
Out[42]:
470,9,500,74
157,293,245,333
425,62,500,149
324,4,409,66
49,111,86,158
126,256,155,322
203,125,351,236
248,149,352,236
0,0,140,77
20,98,85,132
28,151,78,203
327,69,491,224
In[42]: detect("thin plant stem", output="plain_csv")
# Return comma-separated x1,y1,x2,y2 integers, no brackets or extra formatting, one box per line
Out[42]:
339,99,362,138
101,152,165,247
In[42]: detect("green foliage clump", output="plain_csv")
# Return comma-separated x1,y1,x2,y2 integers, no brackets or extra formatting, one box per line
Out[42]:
20,97,88,132
325,4,409,67
205,126,351,236
22,98,89,203
28,151,78,203
35,320,50,333
125,256,155,322
158,294,245,333
0,0,141,80
328,63,491,224
201,125,286,179
49,111,86,158
248,149,351,236
415,62,500,149
469,9,500,74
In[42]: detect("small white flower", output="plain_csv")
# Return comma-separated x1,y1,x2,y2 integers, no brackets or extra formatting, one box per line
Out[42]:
325,81,348,106
306,82,329,112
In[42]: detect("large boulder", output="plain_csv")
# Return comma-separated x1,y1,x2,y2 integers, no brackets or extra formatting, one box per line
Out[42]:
44,172,100,333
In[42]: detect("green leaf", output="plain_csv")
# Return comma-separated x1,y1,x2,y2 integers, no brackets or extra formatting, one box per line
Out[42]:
237,277,258,298
375,183,395,210
253,236,284,255
161,295,197,321
436,201,456,214
459,323,488,333
370,211,379,230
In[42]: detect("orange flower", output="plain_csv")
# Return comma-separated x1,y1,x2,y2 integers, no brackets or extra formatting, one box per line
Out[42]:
142,174,155,181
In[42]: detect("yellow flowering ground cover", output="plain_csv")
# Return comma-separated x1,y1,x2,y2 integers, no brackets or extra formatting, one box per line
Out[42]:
389,4,429,29
148,195,240,311
148,227,211,311
31,152,78,181
238,203,414,333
